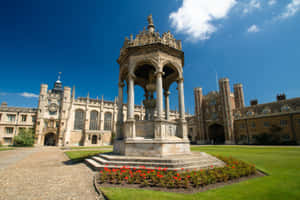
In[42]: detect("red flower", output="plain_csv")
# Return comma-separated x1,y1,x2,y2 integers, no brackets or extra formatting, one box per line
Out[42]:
100,171,103,173
210,165,214,168
173,176,178,180
176,173,180,177
133,167,136,170
232,166,235,169
125,176,128,180
181,168,184,170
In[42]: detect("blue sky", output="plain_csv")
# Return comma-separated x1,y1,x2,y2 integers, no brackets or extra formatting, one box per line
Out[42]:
0,0,299,113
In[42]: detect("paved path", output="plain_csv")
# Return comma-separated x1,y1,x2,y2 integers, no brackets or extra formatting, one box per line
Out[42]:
0,147,98,200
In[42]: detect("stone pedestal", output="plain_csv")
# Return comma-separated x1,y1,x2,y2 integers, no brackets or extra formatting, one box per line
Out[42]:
113,138,190,157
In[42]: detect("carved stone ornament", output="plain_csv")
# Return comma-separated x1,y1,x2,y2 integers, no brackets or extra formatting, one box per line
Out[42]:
49,103,58,113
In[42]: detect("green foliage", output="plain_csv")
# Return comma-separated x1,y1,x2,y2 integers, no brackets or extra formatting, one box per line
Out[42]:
98,156,256,189
13,129,35,147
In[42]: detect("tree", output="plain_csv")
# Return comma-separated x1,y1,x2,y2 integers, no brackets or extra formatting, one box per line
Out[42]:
13,128,35,147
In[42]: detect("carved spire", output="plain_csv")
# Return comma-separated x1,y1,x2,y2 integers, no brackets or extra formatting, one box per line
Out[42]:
147,14,155,33
72,85,75,99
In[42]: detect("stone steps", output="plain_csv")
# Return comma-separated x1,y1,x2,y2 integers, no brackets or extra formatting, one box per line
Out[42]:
98,152,213,164
85,152,225,171
91,156,218,168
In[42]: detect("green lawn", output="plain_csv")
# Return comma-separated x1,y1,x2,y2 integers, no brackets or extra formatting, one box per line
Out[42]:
101,145,300,200
0,147,14,151
68,145,113,150
65,150,111,162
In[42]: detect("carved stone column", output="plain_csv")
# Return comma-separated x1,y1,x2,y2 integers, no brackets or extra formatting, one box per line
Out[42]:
125,74,136,139
156,71,164,119
177,78,185,120
116,82,124,139
164,90,170,120
127,74,135,120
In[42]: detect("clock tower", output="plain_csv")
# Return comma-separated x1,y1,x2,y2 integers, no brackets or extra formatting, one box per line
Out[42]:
35,73,72,146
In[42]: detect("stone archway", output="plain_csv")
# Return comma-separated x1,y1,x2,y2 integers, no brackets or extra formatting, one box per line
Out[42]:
91,135,98,144
44,133,56,146
208,124,225,144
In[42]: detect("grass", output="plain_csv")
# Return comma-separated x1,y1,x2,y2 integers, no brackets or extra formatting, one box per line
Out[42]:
65,150,111,162
68,145,113,150
0,147,14,151
101,145,300,200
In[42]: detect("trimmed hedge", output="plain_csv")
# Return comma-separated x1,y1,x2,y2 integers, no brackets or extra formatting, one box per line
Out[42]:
98,156,256,188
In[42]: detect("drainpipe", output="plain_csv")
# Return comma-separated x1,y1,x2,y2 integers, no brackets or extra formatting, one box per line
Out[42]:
245,119,250,145
290,114,296,144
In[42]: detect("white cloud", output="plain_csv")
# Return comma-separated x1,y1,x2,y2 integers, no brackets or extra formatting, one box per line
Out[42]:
279,0,300,19
243,0,261,14
20,92,39,98
169,0,236,41
268,0,277,6
247,24,260,33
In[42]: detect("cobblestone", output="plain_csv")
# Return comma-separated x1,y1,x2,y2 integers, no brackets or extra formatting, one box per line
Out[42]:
0,147,98,200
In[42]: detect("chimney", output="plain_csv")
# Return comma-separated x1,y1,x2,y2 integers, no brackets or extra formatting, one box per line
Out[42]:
276,94,286,101
250,99,258,106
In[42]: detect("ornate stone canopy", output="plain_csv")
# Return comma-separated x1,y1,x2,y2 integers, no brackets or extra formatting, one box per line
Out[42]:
114,15,189,157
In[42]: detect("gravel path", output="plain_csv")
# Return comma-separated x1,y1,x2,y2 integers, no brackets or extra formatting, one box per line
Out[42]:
0,147,98,200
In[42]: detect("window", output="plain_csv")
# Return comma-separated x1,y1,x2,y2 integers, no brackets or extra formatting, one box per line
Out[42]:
264,122,270,128
104,112,112,131
74,109,85,130
281,105,290,112
0,113,2,121
6,127,14,134
44,120,48,128
240,123,245,129
297,119,300,125
89,111,99,130
49,120,54,128
91,135,98,144
280,120,288,127
7,114,16,122
32,116,36,122
21,115,27,122
251,122,256,128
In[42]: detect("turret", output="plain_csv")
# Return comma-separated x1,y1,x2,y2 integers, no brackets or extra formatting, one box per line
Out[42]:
233,83,245,110
219,78,234,144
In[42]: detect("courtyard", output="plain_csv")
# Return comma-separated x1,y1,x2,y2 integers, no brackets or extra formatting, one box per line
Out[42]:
0,145,300,200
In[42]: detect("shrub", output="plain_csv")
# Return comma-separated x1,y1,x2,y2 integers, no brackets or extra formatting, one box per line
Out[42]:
13,129,35,147
97,156,256,189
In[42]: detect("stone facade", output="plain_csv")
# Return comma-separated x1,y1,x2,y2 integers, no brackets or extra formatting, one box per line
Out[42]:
190,79,300,145
0,78,181,147
0,102,37,145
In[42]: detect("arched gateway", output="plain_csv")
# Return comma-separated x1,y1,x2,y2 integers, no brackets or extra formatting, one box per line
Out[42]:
44,133,56,146
209,124,225,144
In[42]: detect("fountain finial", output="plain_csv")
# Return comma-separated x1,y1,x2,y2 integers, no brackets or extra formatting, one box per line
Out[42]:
147,14,155,33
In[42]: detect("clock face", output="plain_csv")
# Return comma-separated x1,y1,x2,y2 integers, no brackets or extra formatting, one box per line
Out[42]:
49,103,58,113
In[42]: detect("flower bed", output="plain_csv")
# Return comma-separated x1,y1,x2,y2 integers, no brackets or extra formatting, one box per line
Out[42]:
98,156,256,189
